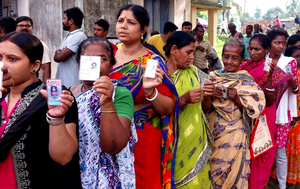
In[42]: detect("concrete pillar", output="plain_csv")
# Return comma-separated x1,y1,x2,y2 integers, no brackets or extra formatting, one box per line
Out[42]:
191,6,197,29
18,0,29,16
208,9,217,48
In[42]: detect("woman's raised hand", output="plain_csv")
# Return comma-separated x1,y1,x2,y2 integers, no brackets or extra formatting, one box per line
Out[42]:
41,89,74,118
143,65,164,93
93,76,114,106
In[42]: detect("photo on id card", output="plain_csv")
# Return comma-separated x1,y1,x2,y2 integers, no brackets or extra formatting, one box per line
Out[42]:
47,79,62,105
79,55,101,81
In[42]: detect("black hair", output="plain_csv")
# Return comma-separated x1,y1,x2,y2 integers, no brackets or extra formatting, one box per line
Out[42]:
94,19,109,31
246,25,253,30
151,30,159,36
1,32,43,76
63,7,84,28
163,21,178,34
163,31,195,57
76,37,116,65
285,46,300,57
222,38,245,59
267,30,288,42
249,34,271,50
297,30,300,34
0,17,16,34
182,21,192,28
117,4,149,41
16,16,33,26
287,35,300,46
193,24,204,32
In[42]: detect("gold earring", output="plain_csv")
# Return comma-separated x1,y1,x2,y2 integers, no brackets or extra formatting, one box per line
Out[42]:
31,69,36,73
141,34,144,40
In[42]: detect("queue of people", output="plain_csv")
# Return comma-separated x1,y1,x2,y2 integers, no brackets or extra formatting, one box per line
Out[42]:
1,3,300,189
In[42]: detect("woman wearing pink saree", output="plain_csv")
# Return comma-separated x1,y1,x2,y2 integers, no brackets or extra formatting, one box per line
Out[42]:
239,34,293,189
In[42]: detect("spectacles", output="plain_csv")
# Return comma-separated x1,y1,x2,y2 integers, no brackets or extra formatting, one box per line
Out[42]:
17,24,32,28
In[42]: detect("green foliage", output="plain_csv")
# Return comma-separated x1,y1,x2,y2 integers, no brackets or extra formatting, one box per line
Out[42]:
286,0,300,17
216,35,227,58
245,12,255,22
197,11,208,20
254,7,262,21
262,7,284,21
287,27,295,36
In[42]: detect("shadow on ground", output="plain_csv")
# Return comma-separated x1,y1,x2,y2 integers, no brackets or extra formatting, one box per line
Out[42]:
267,177,300,189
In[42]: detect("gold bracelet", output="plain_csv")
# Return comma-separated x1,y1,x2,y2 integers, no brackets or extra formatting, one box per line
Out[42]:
101,110,117,113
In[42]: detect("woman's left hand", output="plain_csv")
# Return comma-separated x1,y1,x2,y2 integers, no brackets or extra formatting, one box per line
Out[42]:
93,76,114,106
227,86,239,102
143,65,164,94
288,73,298,90
41,89,74,118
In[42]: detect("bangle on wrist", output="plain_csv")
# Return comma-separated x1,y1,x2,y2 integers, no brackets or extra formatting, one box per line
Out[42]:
46,111,61,119
101,110,117,113
292,86,299,93
46,113,65,126
145,88,156,98
146,88,158,101
265,88,275,92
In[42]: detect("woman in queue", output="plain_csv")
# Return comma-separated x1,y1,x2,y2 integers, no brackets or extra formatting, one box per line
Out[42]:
267,30,298,189
0,32,81,188
284,46,300,188
239,34,292,189
206,38,266,188
109,4,178,189
164,31,214,188
72,37,137,188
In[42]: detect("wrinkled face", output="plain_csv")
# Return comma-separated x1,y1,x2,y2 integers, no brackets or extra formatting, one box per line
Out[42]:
182,25,192,33
248,40,269,62
246,26,252,35
0,40,38,86
173,42,195,69
291,49,300,67
62,13,70,31
82,43,111,77
270,35,287,56
94,24,108,38
195,27,204,38
16,20,33,34
222,44,242,73
116,10,145,43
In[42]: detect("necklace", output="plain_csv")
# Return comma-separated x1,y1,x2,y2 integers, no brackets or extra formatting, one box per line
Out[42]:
121,46,145,64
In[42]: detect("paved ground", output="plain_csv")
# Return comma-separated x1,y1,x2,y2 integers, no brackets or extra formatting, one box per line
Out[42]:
266,177,300,189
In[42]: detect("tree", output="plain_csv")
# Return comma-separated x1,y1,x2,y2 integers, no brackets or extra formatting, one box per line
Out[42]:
197,11,208,20
262,7,284,21
254,7,262,21
286,0,300,17
244,12,254,22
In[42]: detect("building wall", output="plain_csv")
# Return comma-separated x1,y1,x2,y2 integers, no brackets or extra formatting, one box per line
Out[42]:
170,0,190,30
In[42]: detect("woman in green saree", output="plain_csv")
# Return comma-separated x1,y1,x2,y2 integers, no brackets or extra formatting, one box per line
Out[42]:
164,31,214,188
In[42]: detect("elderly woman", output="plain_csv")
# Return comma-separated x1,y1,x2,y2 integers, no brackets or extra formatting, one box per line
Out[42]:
70,37,137,188
205,38,266,188
164,31,214,188
0,32,80,188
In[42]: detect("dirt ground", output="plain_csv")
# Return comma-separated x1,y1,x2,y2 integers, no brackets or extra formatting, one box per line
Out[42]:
266,177,300,189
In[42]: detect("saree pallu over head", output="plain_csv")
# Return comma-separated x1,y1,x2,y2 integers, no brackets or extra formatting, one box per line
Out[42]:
109,51,179,189
239,58,292,108
208,70,266,189
171,65,213,188
76,80,137,189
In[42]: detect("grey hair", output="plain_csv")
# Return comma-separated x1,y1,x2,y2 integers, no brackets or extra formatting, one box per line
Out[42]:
76,37,116,65
222,38,245,59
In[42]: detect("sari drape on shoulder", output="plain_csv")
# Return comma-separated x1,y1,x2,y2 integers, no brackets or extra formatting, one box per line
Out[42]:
208,70,265,189
109,51,179,189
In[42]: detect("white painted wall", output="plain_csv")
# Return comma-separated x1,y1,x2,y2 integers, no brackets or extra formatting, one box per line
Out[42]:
17,0,29,16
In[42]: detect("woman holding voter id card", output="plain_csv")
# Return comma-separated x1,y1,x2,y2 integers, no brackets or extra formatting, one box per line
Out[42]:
164,31,214,189
205,38,266,189
239,34,293,189
266,30,298,189
0,32,81,189
109,4,179,189
72,37,137,189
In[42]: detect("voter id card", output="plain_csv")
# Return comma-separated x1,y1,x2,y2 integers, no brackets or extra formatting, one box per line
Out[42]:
79,55,101,81
47,79,61,105
144,59,158,78
264,57,272,72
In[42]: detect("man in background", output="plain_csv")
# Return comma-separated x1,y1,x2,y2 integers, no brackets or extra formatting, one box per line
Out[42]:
0,17,16,38
16,16,51,82
54,7,87,87
181,21,192,33
147,21,178,59
94,19,117,55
